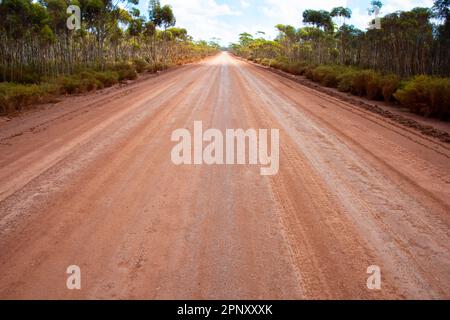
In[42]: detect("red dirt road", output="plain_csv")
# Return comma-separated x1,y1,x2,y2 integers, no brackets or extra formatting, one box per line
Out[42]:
0,53,449,299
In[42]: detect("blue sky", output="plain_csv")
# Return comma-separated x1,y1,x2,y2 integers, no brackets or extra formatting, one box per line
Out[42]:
138,0,435,45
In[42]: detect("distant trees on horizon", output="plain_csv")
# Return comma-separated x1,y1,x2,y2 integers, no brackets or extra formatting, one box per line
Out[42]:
0,0,220,83
230,0,450,77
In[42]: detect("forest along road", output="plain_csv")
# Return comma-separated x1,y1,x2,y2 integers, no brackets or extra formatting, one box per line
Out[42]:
0,52,449,299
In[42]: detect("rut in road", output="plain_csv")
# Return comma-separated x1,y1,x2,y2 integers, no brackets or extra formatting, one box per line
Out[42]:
0,53,449,299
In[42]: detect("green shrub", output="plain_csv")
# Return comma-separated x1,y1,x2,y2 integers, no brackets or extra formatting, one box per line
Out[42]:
336,70,355,93
0,82,58,113
112,62,138,81
79,71,103,91
429,80,450,119
81,77,103,92
261,58,273,67
270,61,282,70
271,57,289,71
305,65,316,80
93,71,119,87
364,71,383,100
312,65,346,87
337,69,381,99
336,69,397,101
132,58,149,73
280,63,291,73
59,71,103,94
352,70,371,96
59,76,82,94
147,62,167,73
312,65,328,83
394,76,450,119
286,61,311,75
381,75,400,102
0,64,141,114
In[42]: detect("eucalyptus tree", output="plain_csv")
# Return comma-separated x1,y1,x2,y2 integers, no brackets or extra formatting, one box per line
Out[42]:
302,10,333,32
331,7,352,25
302,10,335,63
368,0,383,14
149,0,176,29
432,0,450,75
331,6,352,63
275,24,298,61
239,32,254,46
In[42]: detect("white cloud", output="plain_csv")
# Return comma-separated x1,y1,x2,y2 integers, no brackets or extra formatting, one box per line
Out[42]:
158,0,242,44
382,0,434,14
260,0,436,32
161,0,242,18
350,7,371,30
241,0,250,9
260,0,348,23
258,0,348,39
357,0,434,29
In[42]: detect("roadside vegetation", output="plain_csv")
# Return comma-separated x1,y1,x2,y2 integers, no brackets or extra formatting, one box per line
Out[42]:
0,0,219,114
230,0,450,120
